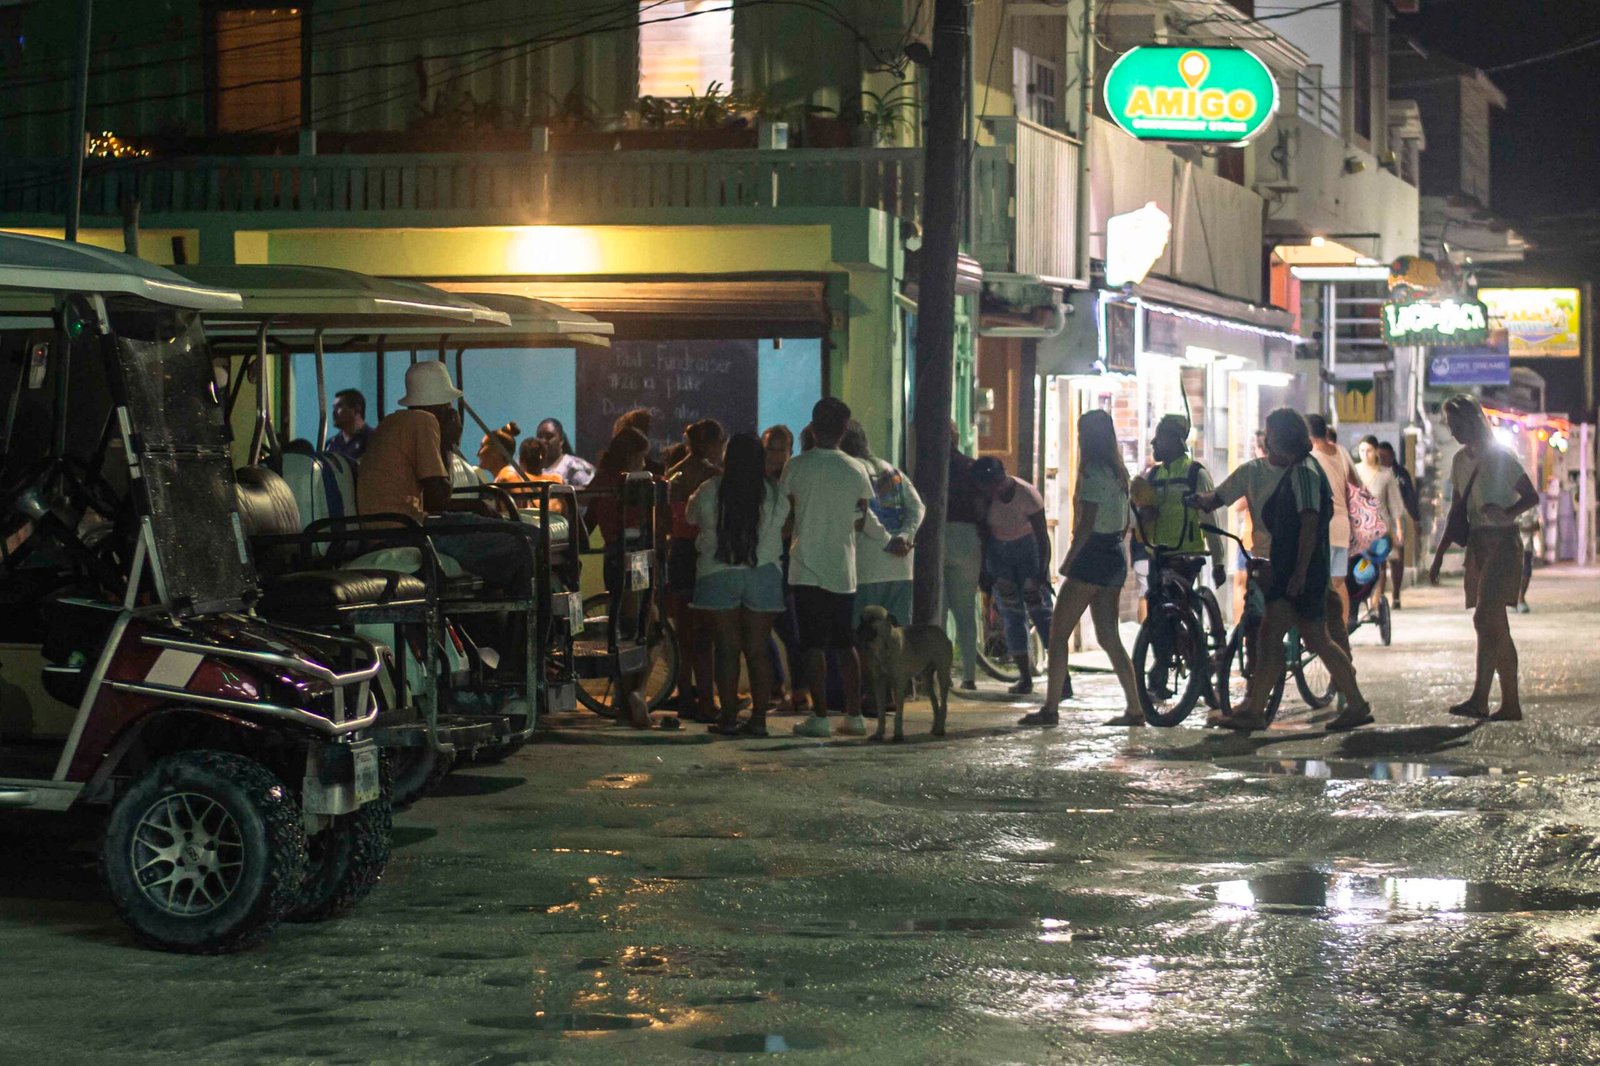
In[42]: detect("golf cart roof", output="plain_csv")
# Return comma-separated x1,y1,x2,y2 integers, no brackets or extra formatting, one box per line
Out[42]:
0,233,243,311
171,264,505,329
369,289,613,349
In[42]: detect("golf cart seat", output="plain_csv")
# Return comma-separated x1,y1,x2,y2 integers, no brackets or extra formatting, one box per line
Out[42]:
280,450,359,536
234,466,428,613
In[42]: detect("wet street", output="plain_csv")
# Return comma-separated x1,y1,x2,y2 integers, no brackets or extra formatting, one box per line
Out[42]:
3,569,1600,1064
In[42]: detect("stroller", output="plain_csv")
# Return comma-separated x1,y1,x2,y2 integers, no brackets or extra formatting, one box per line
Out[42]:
1345,534,1394,646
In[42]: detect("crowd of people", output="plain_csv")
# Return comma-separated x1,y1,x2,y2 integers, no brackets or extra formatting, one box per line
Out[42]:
324,367,1541,738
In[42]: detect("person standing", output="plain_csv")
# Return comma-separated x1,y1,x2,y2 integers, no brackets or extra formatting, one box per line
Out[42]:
1429,395,1539,720
944,428,984,690
1516,506,1540,613
582,427,657,728
839,421,921,626
972,457,1053,695
1379,441,1420,608
534,418,595,487
1193,408,1374,733
781,397,888,738
1354,433,1405,605
325,388,371,461
687,433,791,738
1023,409,1141,727
1308,414,1357,650
665,420,727,721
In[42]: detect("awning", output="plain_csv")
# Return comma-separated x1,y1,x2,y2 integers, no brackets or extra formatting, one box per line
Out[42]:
0,232,241,311
425,278,832,339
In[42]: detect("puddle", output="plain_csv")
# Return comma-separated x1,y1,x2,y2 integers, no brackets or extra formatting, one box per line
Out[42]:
471,1012,656,1032
1193,867,1600,915
1237,758,1492,781
788,916,1088,941
690,1032,827,1054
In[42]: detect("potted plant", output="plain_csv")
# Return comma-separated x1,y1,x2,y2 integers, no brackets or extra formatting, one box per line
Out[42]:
846,83,921,147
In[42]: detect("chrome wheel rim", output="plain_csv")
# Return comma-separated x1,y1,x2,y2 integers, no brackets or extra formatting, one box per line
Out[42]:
130,792,245,916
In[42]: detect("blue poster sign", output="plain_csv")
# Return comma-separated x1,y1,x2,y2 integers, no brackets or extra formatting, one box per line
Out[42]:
1427,351,1511,387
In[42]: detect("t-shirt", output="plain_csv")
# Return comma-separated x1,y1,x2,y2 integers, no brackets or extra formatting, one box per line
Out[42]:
1075,465,1130,536
780,447,887,593
546,452,595,488
356,409,448,522
686,476,791,579
1215,458,1304,556
325,425,370,461
856,457,924,586
1451,445,1524,528
985,477,1046,543
1311,444,1356,549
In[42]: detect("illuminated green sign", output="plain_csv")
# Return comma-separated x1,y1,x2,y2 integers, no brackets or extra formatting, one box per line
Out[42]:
1103,47,1279,145
1381,298,1490,346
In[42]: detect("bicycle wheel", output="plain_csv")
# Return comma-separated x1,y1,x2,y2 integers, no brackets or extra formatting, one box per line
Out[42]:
1288,629,1336,710
1378,596,1392,647
975,592,1048,683
574,595,679,717
1133,608,1205,726
1220,622,1285,722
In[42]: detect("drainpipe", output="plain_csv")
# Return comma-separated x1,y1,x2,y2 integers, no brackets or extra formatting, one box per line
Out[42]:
1074,0,1094,285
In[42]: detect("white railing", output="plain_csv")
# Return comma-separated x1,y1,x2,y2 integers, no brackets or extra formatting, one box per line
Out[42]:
979,116,1083,283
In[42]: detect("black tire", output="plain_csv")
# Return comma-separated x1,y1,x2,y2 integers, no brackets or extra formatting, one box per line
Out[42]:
1133,608,1205,726
575,595,678,717
1378,596,1392,647
103,750,307,955
392,745,453,808
1220,623,1285,722
1289,630,1336,710
290,751,393,923
976,595,1048,683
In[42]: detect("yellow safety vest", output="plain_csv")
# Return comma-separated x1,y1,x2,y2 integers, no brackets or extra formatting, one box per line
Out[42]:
1142,456,1207,554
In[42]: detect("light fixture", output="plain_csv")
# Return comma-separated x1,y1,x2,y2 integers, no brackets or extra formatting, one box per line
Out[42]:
1309,235,1327,248
1344,156,1366,174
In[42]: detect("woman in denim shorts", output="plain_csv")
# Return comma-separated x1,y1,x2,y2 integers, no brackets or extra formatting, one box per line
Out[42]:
685,433,793,737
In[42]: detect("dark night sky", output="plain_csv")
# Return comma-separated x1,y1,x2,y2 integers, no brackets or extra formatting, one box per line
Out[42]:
1397,1,1600,283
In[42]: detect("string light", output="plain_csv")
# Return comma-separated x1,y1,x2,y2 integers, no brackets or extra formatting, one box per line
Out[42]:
86,132,152,159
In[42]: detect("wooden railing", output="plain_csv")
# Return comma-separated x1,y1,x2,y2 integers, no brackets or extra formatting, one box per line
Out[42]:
977,117,1084,283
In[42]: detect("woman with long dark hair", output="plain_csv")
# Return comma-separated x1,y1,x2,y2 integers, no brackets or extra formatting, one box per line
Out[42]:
1024,409,1141,727
534,417,595,487
686,432,791,736
1194,408,1374,732
583,427,654,728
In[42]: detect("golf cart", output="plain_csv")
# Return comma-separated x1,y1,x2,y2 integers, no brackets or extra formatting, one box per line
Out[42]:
180,267,605,796
0,234,390,953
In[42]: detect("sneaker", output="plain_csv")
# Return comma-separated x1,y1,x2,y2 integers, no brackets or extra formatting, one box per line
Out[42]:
1018,709,1059,727
793,715,832,738
1517,601,1531,614
838,714,868,736
1007,678,1034,696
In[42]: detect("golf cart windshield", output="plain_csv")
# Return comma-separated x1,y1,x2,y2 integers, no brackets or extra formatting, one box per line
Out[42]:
108,303,256,613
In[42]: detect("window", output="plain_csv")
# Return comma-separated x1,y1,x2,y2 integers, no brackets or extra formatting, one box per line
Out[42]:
1351,31,1373,143
638,1,733,98
1012,49,1058,128
212,7,302,133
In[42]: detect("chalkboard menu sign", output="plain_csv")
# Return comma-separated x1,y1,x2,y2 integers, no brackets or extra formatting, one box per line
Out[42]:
575,339,759,457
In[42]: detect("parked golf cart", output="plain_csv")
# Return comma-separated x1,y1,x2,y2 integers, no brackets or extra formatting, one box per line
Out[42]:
0,234,390,953
179,266,607,797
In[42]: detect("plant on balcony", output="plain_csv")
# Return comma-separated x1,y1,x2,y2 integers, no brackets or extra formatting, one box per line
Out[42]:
805,83,921,148
637,81,768,130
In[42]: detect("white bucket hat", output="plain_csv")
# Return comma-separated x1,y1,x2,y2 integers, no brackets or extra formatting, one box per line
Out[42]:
398,360,463,407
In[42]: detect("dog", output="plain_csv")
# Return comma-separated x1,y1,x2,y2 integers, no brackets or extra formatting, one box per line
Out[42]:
856,605,953,742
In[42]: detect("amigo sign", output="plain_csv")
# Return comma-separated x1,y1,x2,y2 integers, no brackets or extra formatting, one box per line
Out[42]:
1103,47,1279,145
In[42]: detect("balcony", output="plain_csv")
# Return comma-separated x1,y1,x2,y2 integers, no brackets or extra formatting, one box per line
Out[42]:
974,117,1084,285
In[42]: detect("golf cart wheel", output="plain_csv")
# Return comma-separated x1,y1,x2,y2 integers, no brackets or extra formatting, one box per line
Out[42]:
291,752,393,924
575,594,679,717
103,751,307,955
1378,597,1392,647
1289,630,1336,710
1132,609,1204,727
1220,623,1285,723
392,745,454,808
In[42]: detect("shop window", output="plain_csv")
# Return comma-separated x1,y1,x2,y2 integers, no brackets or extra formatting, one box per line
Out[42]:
638,1,733,98
211,7,302,134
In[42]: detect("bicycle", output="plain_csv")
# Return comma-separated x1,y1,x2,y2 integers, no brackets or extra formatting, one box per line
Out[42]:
975,589,1049,684
1130,547,1228,726
1201,524,1335,725
573,593,681,717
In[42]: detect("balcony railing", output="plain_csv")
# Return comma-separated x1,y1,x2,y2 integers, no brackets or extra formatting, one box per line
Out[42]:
1,146,1016,229
976,117,1084,284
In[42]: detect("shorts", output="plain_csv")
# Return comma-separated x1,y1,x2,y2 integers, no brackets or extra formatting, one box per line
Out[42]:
667,538,698,595
692,563,786,613
1329,544,1350,579
791,584,857,652
1465,527,1520,610
1065,532,1128,588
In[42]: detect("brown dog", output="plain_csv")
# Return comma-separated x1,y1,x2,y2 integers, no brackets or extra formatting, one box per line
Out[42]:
856,605,953,741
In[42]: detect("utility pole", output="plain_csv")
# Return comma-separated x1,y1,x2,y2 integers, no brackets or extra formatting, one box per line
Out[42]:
910,0,969,627
65,0,94,242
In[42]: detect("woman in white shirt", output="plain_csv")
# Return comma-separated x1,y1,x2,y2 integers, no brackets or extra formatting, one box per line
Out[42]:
1429,395,1539,721
686,432,793,737
1023,409,1142,728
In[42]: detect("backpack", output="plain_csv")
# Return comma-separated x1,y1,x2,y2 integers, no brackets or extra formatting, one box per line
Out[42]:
1347,480,1388,555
